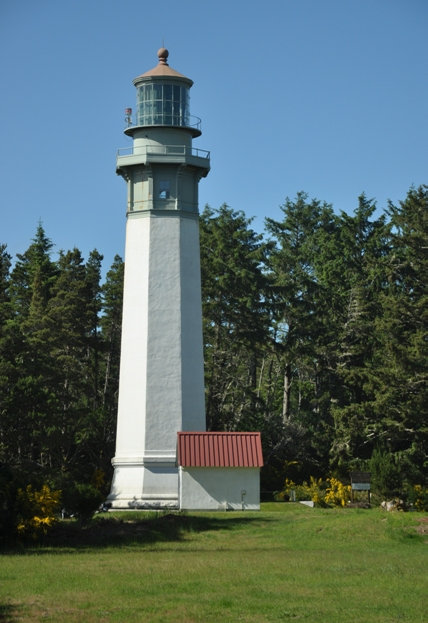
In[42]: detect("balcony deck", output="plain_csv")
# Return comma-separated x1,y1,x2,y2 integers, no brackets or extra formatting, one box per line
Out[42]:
116,144,210,173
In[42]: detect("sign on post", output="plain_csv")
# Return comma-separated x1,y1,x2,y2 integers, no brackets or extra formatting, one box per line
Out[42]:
350,472,371,504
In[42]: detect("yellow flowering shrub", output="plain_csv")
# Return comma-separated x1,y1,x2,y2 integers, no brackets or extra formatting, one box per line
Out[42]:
301,476,325,506
16,484,61,539
282,478,296,499
413,485,428,511
282,476,326,505
325,477,351,507
281,476,352,507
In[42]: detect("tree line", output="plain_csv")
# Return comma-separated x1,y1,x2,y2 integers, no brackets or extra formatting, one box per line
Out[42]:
0,186,426,498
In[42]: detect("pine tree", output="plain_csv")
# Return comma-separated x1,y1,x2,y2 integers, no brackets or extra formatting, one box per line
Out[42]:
373,186,428,482
9,223,57,318
36,248,95,481
84,249,104,409
0,245,13,462
1,227,58,471
200,204,270,432
98,254,124,478
329,195,391,473
264,193,338,477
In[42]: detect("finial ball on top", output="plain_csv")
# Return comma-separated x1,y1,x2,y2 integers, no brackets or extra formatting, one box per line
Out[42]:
157,48,169,64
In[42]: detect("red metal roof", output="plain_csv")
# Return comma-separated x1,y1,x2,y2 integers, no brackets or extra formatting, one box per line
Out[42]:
177,432,263,468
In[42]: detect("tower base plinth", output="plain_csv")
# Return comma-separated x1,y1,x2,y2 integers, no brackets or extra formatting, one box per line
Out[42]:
106,457,179,510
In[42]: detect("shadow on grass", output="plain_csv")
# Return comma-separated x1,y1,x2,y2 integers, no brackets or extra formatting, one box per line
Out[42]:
2,512,274,554
0,603,21,622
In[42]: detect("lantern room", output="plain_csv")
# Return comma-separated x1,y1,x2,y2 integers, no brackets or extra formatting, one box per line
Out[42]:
128,48,201,137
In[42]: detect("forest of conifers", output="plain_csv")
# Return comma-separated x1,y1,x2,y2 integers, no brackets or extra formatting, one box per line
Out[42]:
0,186,426,497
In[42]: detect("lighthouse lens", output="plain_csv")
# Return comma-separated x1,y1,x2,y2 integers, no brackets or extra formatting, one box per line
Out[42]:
136,82,190,127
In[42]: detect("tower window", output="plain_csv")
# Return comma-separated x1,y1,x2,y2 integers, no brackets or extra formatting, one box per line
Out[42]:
159,181,170,199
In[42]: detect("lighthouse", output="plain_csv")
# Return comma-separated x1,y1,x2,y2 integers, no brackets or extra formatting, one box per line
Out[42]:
107,49,210,509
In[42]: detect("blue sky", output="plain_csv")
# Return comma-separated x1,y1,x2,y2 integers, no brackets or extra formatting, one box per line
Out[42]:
1,0,427,275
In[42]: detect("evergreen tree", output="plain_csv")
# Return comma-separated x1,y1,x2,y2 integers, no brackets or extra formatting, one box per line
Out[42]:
373,186,428,481
0,245,13,462
200,205,271,432
0,244,11,319
264,193,338,477
98,254,124,479
39,248,99,482
328,195,391,474
1,227,58,471
9,223,57,317
84,249,104,409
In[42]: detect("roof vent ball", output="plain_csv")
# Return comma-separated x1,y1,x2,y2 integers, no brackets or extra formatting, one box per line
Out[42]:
157,47,169,65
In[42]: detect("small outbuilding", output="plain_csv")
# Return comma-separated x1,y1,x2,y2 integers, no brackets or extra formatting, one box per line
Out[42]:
177,432,263,510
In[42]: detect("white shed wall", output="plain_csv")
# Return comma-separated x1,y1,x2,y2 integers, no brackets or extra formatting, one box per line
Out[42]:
179,467,260,510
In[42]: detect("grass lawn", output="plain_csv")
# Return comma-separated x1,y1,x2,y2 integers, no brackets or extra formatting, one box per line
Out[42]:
0,503,426,622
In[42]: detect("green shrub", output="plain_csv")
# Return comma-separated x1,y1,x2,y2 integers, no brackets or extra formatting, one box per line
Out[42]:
66,483,104,524
0,463,20,540
369,449,402,498
407,484,428,511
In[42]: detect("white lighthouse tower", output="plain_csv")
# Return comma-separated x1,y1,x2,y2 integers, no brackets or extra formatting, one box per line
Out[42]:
107,49,210,509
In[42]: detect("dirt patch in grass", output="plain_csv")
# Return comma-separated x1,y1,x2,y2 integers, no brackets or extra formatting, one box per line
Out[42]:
414,515,428,539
